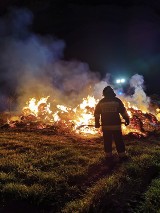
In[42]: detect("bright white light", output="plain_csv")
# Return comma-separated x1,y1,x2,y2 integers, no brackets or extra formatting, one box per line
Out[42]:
116,79,121,83
116,78,125,84
121,79,125,83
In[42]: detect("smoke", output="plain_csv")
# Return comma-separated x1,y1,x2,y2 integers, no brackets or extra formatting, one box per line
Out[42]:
0,8,99,111
93,73,111,98
51,60,99,95
0,8,153,114
129,74,150,109
129,74,144,88
129,74,150,111
0,7,33,38
93,73,151,112
119,74,150,112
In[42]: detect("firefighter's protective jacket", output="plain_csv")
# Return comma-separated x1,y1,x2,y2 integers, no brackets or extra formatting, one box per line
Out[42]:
94,95,129,130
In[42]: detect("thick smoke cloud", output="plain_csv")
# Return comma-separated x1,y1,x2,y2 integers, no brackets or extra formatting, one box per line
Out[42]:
0,8,152,113
0,8,99,111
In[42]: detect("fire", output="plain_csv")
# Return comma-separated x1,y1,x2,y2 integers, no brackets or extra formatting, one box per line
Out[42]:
8,94,160,137
79,96,98,109
22,97,51,117
156,108,160,121
72,96,100,134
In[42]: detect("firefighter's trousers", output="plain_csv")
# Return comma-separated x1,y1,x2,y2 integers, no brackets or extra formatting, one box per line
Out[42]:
102,129,125,155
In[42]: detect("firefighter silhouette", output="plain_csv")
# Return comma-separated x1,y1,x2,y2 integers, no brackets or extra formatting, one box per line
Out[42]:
94,86,130,162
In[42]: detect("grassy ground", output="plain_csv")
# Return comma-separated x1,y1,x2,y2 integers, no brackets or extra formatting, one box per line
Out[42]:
0,129,160,213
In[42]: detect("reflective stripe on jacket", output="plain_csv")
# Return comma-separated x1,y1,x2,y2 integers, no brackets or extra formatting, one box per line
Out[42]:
94,96,129,127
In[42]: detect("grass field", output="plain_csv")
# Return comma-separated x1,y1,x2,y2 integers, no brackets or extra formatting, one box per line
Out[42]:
0,129,160,213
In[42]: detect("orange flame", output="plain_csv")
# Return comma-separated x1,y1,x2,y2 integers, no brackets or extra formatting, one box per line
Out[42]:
11,95,159,136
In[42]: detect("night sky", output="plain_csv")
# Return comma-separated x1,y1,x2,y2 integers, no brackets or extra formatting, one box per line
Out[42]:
0,0,160,95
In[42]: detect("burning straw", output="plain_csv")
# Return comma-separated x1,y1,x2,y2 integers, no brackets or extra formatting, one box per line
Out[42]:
5,92,160,138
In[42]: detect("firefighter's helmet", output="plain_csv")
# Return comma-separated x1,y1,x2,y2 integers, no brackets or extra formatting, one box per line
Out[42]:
103,86,116,97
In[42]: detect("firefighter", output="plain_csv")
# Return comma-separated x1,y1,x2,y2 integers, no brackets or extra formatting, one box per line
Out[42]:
94,86,130,162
